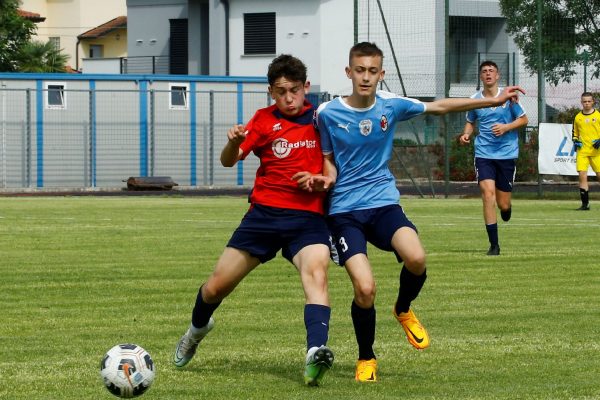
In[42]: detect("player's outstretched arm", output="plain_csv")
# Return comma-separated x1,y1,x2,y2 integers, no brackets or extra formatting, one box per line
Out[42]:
425,86,526,115
221,124,246,167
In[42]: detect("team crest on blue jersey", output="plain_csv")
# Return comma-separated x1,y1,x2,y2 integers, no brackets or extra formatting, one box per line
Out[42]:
359,119,372,136
380,115,388,132
491,102,508,111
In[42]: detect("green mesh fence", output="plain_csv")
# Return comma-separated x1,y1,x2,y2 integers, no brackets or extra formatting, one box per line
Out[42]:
355,0,597,195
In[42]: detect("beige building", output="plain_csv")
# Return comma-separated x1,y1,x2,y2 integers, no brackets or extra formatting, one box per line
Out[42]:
19,0,127,70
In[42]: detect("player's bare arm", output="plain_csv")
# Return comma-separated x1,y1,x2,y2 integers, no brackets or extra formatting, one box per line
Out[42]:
491,115,529,136
425,86,526,115
295,154,337,192
316,154,338,191
291,171,314,191
292,171,334,192
459,122,476,144
220,124,246,167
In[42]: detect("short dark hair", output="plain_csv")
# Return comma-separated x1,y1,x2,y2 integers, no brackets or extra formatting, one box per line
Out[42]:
267,54,307,86
349,42,384,65
479,60,499,72
581,92,594,99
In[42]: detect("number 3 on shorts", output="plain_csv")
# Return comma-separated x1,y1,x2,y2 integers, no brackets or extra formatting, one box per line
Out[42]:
338,237,349,253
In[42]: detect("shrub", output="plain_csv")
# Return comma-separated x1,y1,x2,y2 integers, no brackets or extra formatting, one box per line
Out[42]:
516,128,538,181
432,130,539,182
431,137,475,181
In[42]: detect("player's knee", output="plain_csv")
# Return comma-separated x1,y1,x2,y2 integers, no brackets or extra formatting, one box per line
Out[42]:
482,191,495,202
404,252,426,272
303,266,328,289
354,282,376,306
202,280,230,302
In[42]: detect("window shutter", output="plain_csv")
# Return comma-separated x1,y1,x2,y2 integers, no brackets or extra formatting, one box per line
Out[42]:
244,13,276,55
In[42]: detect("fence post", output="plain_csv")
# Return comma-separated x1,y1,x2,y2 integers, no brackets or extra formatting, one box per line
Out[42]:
190,82,197,186
236,82,244,185
536,0,544,198
149,89,155,176
583,51,588,93
1,84,6,188
139,80,149,177
512,52,516,86
209,90,214,186
35,80,44,188
86,88,91,187
25,89,32,187
89,80,97,187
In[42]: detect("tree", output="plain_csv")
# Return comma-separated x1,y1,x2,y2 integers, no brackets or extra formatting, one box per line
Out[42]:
499,0,600,85
0,0,36,72
553,92,600,123
17,41,69,73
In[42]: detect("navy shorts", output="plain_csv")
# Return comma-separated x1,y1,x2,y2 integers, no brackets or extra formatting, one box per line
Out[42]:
227,204,330,264
327,204,417,266
475,157,516,192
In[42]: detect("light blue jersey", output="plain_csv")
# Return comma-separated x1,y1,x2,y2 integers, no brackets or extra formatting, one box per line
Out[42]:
466,88,526,159
317,91,425,215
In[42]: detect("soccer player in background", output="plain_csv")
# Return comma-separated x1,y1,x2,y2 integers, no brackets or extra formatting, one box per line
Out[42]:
459,61,528,256
173,54,335,386
305,42,525,382
571,92,600,210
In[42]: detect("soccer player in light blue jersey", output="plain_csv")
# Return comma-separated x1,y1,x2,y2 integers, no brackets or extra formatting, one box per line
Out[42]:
459,61,528,256
304,42,524,382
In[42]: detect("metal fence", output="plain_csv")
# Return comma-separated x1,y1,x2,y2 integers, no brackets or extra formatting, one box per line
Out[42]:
353,0,597,193
0,74,275,190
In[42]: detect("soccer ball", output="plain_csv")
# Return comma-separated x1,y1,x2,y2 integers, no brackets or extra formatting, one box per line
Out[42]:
100,344,155,398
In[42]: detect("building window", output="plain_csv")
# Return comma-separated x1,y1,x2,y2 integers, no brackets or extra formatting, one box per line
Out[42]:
89,45,104,58
244,12,275,55
44,82,66,109
49,37,60,50
169,18,189,74
169,83,189,110
449,16,510,85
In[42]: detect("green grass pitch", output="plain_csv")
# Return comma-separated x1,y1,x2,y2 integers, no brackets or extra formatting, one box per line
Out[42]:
0,196,599,399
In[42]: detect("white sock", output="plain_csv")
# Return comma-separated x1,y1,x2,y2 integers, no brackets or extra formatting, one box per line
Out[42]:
306,346,320,362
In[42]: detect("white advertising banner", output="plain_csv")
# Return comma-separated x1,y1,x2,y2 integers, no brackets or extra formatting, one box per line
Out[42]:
538,122,596,176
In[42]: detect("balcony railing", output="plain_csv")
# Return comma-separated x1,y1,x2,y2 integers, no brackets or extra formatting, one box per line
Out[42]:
81,56,172,75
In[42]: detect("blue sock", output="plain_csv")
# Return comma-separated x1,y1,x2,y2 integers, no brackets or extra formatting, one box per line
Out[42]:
304,304,331,350
191,286,221,329
351,301,376,360
486,223,498,246
395,266,427,314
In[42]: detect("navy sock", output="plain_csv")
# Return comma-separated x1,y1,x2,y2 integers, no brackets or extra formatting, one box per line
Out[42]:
486,223,498,246
395,266,427,314
191,286,221,329
351,301,376,360
580,188,589,206
304,304,331,350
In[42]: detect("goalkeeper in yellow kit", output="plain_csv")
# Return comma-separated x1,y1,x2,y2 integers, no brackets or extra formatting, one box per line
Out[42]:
572,92,600,210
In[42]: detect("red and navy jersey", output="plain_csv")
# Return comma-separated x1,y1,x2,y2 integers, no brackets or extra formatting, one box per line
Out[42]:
240,101,326,214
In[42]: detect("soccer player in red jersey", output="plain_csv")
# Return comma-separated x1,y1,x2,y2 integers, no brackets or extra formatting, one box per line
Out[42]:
173,54,334,386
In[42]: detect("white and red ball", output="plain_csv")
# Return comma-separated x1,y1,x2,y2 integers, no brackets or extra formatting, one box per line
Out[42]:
100,344,155,398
